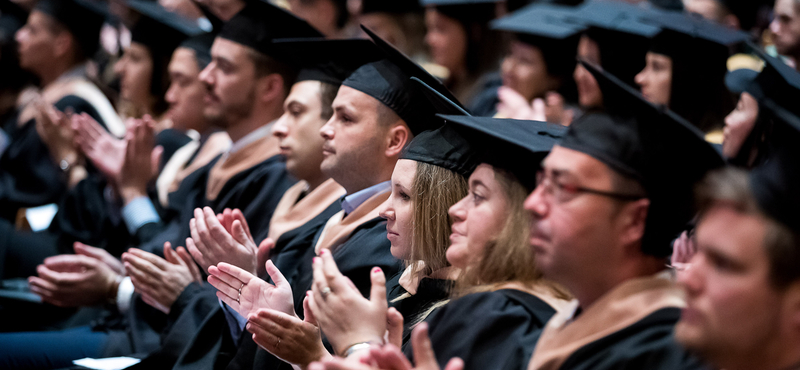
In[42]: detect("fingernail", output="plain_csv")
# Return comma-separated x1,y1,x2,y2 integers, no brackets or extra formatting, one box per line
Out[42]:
313,257,320,264
319,249,327,255
373,267,381,273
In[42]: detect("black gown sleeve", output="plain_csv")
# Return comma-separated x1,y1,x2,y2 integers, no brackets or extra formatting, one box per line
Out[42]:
408,289,557,370
559,308,709,370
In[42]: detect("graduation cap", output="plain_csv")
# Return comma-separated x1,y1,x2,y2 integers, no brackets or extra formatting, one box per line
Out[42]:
180,32,217,69
127,0,204,55
436,114,567,191
749,99,800,234
218,0,323,59
400,124,480,178
643,10,748,59
745,46,800,119
491,4,582,78
340,25,467,134
361,0,420,14
567,60,725,257
271,38,383,87
34,0,107,56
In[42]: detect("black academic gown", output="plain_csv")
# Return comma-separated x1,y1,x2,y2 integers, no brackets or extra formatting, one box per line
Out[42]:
93,152,294,360
0,95,107,222
385,272,451,346
0,129,192,280
407,289,557,370
557,308,707,370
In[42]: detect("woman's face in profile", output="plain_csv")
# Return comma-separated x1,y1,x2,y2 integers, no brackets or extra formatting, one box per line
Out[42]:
446,164,510,269
424,8,468,76
380,159,417,260
722,92,759,159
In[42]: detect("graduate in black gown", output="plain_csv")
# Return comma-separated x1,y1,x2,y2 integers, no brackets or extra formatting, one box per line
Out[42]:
0,0,124,221
276,121,479,366
522,62,720,370
200,26,468,370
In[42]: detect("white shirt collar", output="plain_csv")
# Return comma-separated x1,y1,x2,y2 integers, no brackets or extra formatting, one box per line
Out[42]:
229,121,274,155
341,181,391,215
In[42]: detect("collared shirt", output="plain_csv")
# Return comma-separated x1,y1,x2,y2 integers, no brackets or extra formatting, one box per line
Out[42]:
228,122,274,155
121,196,161,234
220,301,248,345
341,181,391,215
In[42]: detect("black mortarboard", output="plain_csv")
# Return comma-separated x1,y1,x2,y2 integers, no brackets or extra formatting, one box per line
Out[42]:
340,26,467,134
180,32,217,69
271,38,383,87
491,4,582,78
437,114,567,191
644,10,748,58
749,101,800,234
127,0,203,55
34,0,106,56
400,124,479,177
745,46,800,119
566,60,725,257
361,0,420,14
218,0,322,58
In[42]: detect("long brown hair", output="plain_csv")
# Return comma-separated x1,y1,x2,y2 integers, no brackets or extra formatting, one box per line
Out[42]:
407,161,469,280
453,166,569,300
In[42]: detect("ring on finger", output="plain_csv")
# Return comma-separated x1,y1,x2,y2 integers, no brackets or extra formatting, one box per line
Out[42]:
276,337,281,350
320,286,331,298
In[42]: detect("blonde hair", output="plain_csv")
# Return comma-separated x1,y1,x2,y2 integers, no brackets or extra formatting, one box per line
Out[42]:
407,161,469,280
453,167,570,300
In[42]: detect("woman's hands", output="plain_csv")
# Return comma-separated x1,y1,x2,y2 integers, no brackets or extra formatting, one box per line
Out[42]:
308,250,388,355
246,295,332,368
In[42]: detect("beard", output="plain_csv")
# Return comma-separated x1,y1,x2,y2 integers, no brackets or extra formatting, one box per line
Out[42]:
203,85,256,129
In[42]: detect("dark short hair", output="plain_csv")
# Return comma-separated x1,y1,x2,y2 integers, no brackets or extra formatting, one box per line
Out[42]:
696,167,800,289
246,48,298,95
319,81,338,121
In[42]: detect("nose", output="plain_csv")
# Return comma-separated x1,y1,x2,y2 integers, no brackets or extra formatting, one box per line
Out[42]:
676,254,703,297
272,115,289,139
378,199,394,221
770,18,780,35
634,68,646,87
448,195,468,223
524,185,549,220
319,116,334,140
198,63,214,87
15,27,27,44
165,83,178,104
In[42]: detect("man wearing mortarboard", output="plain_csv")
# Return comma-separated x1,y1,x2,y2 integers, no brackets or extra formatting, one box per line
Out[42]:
0,0,124,222
522,62,720,369
674,67,800,370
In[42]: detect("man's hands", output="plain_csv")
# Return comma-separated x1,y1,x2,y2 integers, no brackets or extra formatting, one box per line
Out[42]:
117,117,163,204
247,296,331,367
73,113,126,185
207,260,295,319
187,207,258,275
308,250,388,355
121,242,202,313
28,242,121,307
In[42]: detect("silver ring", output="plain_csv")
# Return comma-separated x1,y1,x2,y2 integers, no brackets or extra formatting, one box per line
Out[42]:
276,338,281,350
237,283,244,303
321,286,331,298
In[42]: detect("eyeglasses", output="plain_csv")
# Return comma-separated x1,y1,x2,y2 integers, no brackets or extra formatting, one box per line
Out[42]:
535,170,646,204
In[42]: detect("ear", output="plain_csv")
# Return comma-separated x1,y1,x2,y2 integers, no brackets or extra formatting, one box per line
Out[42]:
52,32,73,59
384,122,411,159
254,73,286,106
618,198,650,248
